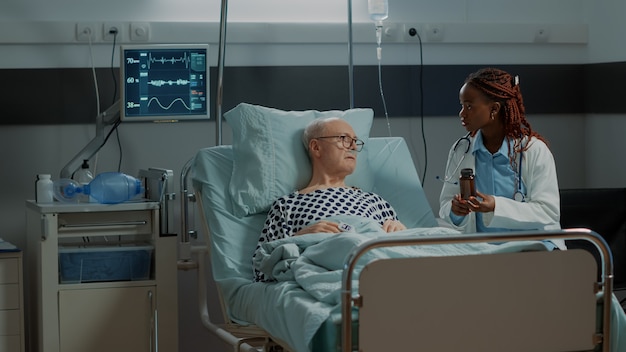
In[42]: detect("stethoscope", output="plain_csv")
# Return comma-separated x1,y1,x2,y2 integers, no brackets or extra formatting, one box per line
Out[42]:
438,132,526,202
513,155,525,202
442,132,472,184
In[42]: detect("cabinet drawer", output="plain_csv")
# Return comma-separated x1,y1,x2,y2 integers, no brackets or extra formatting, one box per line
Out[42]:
57,210,153,237
0,259,18,284
0,285,19,310
0,335,20,352
0,310,20,335
59,286,155,352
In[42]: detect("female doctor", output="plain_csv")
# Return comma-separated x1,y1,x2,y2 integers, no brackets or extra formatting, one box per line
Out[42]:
438,67,565,250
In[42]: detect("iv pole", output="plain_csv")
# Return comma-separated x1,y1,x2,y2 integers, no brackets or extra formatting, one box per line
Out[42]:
214,0,228,146
179,0,229,262
347,0,355,109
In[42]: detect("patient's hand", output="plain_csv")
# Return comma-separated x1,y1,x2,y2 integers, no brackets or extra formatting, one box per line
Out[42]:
382,219,406,232
294,220,341,236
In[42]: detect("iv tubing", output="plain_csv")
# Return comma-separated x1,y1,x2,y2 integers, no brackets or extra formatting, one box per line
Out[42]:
373,21,391,136
377,51,391,137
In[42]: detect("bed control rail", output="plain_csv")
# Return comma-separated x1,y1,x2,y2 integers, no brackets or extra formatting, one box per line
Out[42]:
178,158,199,269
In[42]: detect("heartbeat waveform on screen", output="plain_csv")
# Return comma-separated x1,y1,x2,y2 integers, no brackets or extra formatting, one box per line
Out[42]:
148,52,192,69
147,97,192,111
148,79,191,87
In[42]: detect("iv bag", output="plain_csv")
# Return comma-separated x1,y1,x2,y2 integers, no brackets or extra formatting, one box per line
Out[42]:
368,0,388,22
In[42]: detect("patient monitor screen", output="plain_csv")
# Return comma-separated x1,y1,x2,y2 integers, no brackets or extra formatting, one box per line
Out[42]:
120,44,209,122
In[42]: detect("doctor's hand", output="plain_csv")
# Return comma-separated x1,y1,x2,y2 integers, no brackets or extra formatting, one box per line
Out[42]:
468,191,496,213
451,191,496,216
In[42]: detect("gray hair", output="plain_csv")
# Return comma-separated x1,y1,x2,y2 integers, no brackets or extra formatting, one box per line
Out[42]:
302,117,342,153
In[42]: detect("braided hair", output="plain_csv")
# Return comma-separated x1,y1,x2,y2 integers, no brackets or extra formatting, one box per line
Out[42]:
464,67,548,167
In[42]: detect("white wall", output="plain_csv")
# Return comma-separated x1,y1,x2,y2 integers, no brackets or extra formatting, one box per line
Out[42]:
0,0,589,68
582,1,626,189
1,1,624,351
585,0,626,63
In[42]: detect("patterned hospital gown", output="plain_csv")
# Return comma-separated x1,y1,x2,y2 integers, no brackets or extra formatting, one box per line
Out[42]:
253,187,399,282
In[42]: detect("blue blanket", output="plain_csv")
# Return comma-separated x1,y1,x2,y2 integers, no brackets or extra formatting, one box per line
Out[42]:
254,215,549,305
252,216,626,352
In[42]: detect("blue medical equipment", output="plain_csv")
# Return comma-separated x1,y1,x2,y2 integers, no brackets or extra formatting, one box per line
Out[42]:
53,172,144,204
120,44,210,123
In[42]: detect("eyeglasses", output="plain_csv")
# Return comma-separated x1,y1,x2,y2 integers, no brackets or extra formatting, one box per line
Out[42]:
315,135,365,152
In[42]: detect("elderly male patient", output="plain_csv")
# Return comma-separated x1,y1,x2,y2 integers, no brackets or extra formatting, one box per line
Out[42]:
252,117,406,282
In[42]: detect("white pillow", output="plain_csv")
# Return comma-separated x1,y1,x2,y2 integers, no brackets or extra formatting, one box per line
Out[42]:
224,103,374,217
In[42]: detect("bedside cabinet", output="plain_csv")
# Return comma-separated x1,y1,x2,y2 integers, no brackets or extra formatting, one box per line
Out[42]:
25,200,178,352
0,250,25,352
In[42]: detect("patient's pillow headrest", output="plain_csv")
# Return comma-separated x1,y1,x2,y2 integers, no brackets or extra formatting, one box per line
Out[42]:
225,103,374,217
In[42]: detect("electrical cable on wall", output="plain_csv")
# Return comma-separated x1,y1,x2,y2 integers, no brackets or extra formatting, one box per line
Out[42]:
110,30,118,106
412,29,428,187
86,31,101,117
107,30,123,172
85,28,124,175
86,30,102,177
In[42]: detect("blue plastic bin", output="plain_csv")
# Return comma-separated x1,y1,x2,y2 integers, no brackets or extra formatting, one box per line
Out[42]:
59,244,153,283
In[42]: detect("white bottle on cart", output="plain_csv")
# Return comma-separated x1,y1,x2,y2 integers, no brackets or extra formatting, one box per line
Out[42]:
36,174,54,204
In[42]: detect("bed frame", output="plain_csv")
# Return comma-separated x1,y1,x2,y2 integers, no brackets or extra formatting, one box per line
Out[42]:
343,229,613,352
193,237,288,352
188,136,617,352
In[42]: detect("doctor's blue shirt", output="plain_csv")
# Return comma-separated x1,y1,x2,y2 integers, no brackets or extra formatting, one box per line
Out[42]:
450,131,526,232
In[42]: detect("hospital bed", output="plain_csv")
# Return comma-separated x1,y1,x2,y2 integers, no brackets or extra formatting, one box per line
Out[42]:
188,104,626,352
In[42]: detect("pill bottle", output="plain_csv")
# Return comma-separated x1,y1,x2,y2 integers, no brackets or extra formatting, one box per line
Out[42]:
36,174,54,204
459,168,476,200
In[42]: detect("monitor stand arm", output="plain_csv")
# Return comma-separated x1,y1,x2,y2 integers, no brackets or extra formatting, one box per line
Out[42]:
59,100,121,179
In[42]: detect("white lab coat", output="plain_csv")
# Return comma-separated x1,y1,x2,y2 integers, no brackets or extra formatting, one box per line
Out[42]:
438,134,566,250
